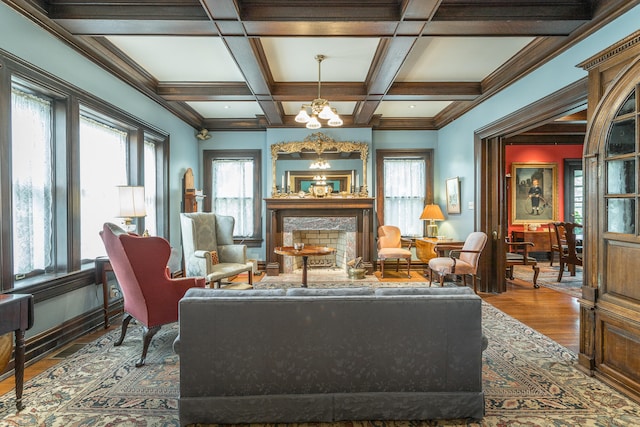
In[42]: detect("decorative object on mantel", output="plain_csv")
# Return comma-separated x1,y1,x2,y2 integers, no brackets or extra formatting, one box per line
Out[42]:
271,132,369,197
420,204,445,237
195,128,211,141
294,54,343,129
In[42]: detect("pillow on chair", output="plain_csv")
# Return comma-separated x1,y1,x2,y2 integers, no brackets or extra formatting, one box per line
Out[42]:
209,250,219,265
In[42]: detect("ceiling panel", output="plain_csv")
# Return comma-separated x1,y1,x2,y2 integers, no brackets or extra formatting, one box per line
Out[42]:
106,36,244,81
261,37,381,82
397,37,535,82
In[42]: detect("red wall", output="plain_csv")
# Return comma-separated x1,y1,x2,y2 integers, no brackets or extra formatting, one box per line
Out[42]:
506,144,583,234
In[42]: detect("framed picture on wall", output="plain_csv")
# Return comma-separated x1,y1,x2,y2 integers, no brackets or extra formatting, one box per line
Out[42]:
511,162,558,224
445,177,461,214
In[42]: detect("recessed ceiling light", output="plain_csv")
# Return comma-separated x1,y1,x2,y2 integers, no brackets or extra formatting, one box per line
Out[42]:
409,105,416,109
224,105,230,109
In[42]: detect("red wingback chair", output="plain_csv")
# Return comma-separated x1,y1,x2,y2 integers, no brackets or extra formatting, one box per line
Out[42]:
100,223,205,367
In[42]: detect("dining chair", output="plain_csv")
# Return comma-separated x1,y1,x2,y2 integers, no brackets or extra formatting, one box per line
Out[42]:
552,222,583,282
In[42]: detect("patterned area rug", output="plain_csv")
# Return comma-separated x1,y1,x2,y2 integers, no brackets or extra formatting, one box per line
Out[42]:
2,285,640,426
512,261,582,298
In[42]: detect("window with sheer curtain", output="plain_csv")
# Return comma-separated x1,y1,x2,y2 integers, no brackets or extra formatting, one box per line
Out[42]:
79,115,128,261
144,139,157,236
383,158,426,236
211,158,254,237
11,87,54,279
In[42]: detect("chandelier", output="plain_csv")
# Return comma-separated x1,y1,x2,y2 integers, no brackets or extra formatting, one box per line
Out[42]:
295,54,343,129
309,156,331,169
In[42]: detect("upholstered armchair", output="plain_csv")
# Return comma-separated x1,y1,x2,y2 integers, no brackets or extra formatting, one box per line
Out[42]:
100,223,205,367
377,225,412,278
428,231,488,292
180,212,253,288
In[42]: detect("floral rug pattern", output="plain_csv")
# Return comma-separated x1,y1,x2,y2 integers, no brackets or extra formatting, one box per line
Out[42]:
1,283,640,426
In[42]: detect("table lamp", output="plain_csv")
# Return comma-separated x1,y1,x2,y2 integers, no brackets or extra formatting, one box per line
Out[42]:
420,204,445,237
117,185,147,233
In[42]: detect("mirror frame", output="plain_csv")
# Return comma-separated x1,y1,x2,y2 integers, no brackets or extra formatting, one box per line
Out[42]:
271,132,369,196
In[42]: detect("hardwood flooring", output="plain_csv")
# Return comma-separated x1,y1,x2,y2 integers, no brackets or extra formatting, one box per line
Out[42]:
0,275,580,397
480,278,580,353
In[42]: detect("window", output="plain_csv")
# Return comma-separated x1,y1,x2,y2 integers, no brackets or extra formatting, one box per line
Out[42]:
11,86,54,279
376,150,434,237
203,150,262,245
605,88,637,234
144,139,158,236
1,52,170,292
79,114,128,261
564,159,583,224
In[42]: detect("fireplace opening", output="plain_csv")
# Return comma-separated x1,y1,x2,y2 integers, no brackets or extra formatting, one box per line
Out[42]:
282,217,357,274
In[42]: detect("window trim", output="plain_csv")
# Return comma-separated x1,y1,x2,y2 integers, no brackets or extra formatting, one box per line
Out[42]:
203,149,262,247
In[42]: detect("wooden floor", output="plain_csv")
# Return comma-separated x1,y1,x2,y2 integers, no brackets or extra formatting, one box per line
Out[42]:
479,278,580,352
0,275,580,397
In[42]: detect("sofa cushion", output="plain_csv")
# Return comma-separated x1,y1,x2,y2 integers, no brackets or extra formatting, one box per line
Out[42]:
374,287,475,296
286,287,375,296
184,288,286,298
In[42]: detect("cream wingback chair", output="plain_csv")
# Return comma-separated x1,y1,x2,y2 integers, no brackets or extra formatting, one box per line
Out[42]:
377,225,412,278
428,231,488,292
180,212,253,289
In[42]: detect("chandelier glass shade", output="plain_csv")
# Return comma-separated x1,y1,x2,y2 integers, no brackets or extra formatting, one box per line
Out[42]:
309,157,331,170
295,54,343,129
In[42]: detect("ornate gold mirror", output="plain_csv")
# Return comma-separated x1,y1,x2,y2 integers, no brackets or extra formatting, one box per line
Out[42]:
271,132,369,197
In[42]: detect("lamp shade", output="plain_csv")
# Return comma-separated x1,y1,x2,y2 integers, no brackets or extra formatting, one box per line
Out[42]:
118,186,147,218
419,204,445,221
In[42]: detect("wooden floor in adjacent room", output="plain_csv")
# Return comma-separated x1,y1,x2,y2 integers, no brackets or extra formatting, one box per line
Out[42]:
479,278,580,353
0,275,580,397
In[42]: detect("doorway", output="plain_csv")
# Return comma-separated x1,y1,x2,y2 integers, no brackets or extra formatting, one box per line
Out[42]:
475,79,587,293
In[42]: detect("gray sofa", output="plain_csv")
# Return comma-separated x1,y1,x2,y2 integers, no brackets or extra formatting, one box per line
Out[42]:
175,286,486,425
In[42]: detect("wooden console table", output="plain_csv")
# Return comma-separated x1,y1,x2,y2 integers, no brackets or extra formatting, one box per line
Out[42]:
0,294,34,411
511,230,552,259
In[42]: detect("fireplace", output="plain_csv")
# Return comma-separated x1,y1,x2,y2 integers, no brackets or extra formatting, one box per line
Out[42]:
283,217,357,273
265,198,375,274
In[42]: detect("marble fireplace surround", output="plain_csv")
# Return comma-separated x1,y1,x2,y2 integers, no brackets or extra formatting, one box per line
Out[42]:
265,198,375,274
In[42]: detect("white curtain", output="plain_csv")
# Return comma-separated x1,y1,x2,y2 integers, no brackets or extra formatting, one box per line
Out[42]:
144,139,157,236
11,88,53,276
211,159,254,237
383,158,426,236
79,115,128,261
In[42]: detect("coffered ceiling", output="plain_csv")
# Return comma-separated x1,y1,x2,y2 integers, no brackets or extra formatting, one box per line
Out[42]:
4,0,638,131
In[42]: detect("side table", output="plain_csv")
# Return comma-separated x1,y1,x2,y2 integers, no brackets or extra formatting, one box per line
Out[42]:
0,294,34,410
95,256,123,328
274,246,336,287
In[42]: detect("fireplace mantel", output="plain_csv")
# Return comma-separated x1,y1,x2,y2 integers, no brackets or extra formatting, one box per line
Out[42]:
265,198,376,274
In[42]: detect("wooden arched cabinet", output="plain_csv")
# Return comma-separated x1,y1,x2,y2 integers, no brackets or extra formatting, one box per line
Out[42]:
580,30,640,400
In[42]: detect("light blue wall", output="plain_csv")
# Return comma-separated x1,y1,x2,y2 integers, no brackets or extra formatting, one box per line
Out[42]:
437,4,640,240
0,3,199,335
